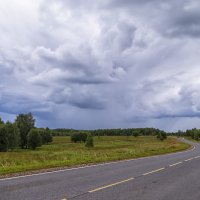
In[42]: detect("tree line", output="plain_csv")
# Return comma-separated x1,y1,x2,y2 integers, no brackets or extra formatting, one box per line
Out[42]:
0,113,52,152
170,128,200,141
69,128,167,145
0,113,168,152
51,127,167,138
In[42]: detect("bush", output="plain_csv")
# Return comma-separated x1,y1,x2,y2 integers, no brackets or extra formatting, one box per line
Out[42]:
85,133,94,148
157,132,167,141
27,129,42,150
133,130,139,137
71,132,87,143
71,133,78,143
39,129,53,144
80,132,87,142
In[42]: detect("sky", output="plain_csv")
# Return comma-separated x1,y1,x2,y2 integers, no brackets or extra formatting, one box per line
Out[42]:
1,0,200,132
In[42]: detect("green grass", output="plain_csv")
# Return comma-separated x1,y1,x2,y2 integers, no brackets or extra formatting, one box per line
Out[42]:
0,136,190,175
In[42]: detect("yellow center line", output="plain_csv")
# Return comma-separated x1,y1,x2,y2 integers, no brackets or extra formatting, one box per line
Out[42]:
88,177,135,193
184,158,194,162
169,162,182,167
143,167,165,176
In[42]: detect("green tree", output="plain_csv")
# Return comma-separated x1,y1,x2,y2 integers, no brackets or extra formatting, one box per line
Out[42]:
27,129,42,150
39,129,53,144
15,113,35,149
193,129,200,141
0,117,4,125
0,125,8,152
85,133,94,148
5,122,20,150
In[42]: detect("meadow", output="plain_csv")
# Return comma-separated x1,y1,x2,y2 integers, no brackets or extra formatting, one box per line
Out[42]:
0,136,190,175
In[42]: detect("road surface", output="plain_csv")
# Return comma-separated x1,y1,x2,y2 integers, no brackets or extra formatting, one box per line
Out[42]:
1,138,200,200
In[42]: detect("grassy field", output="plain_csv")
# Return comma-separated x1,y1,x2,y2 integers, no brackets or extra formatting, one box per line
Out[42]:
0,136,190,175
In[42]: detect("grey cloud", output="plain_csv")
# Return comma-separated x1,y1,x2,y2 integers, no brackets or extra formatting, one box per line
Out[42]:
105,0,160,8
47,86,106,110
69,97,106,110
100,21,136,53
1,0,200,131
154,113,200,119
0,92,51,116
161,7,200,38
106,0,200,39
0,54,15,75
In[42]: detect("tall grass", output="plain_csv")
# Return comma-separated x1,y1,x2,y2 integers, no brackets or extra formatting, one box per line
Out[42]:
0,136,189,175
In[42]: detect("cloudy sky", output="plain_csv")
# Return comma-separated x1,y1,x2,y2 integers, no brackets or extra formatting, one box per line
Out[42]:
1,0,200,131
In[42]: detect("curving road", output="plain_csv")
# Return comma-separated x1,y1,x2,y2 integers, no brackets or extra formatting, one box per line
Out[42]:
1,138,200,200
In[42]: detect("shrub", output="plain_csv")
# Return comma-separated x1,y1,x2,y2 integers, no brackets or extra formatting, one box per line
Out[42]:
133,130,139,137
39,129,53,144
27,129,42,150
71,132,87,143
85,133,94,148
80,132,87,142
157,132,167,141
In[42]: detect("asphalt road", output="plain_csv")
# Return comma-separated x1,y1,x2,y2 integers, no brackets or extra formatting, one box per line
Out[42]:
1,138,200,200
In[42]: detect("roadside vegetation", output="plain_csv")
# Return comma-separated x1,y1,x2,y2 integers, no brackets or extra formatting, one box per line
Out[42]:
0,113,169,153
173,128,200,141
0,113,191,176
0,114,52,152
0,136,189,175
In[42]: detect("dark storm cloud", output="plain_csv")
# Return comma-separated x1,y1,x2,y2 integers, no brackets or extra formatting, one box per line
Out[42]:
0,92,51,116
69,97,106,110
46,86,106,110
158,4,200,38
107,0,200,38
106,0,160,7
154,113,200,119
1,0,200,131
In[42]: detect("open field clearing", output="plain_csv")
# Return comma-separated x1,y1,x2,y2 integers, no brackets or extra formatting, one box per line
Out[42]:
0,136,190,175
